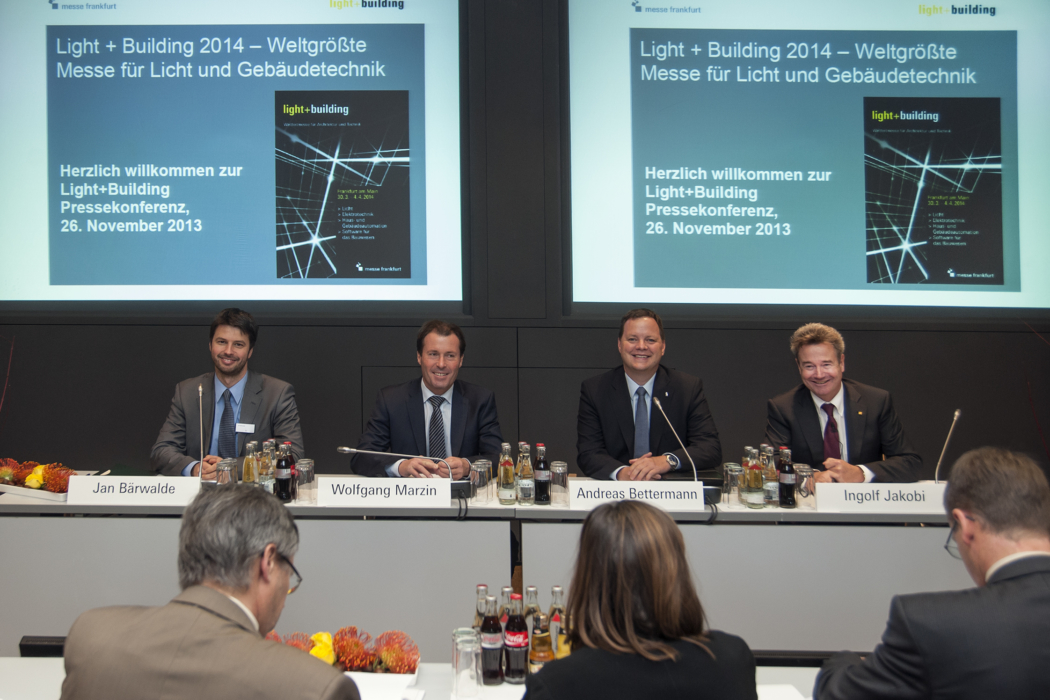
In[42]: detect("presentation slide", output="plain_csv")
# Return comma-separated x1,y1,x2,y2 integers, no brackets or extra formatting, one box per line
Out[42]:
569,0,1050,308
0,0,462,301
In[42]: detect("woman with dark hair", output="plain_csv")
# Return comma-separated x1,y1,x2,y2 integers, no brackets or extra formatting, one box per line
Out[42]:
524,500,757,700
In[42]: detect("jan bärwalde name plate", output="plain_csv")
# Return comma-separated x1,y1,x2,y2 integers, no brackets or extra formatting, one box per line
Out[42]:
317,477,451,508
569,480,705,512
67,476,200,506
817,482,946,514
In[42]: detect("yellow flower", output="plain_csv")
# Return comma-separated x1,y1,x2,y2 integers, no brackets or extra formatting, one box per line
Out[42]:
24,474,44,489
309,632,335,665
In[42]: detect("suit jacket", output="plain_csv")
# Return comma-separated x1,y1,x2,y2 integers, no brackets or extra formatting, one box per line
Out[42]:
576,365,722,481
765,378,921,483
60,585,359,700
150,370,305,476
351,378,503,477
815,555,1050,700
523,632,757,700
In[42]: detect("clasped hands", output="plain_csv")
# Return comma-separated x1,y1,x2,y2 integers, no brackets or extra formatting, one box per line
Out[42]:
398,456,471,479
616,452,673,481
813,458,865,483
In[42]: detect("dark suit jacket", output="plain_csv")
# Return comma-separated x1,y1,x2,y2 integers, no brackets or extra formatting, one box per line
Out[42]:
815,555,1050,700
61,585,359,700
352,378,503,477
523,632,757,700
150,370,305,476
765,378,921,482
577,365,722,481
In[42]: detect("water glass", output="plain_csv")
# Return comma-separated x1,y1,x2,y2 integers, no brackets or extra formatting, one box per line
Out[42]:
295,459,316,504
551,461,569,507
215,458,236,485
470,460,492,505
453,635,481,698
723,463,744,508
795,465,816,510
451,627,479,667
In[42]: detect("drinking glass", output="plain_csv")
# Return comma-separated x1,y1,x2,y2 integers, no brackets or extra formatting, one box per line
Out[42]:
295,459,316,504
453,636,481,698
470,460,491,505
550,461,569,507
795,465,816,510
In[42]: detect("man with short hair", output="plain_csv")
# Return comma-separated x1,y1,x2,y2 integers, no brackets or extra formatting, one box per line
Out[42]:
151,308,304,479
352,320,503,479
765,322,920,483
815,447,1050,699
60,485,360,700
577,308,722,481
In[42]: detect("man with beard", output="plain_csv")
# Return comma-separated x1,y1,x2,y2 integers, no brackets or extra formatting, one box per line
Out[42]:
151,308,304,479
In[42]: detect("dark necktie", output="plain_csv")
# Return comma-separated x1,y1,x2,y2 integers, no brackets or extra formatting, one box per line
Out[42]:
217,389,237,459
821,403,841,460
428,395,447,459
633,387,649,458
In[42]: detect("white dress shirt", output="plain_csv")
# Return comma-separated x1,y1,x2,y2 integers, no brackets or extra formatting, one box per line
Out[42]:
386,380,454,477
810,385,874,482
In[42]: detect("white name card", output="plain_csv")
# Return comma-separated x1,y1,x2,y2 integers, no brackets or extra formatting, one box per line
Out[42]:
317,477,451,507
817,482,946,513
570,481,706,512
67,476,201,506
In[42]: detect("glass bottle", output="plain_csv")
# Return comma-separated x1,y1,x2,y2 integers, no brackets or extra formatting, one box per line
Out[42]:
473,584,488,631
745,447,765,509
503,594,528,684
282,441,297,501
778,447,797,508
523,585,541,634
555,611,571,659
497,443,517,505
528,613,554,675
481,595,503,685
498,586,513,631
534,444,551,505
761,445,780,507
548,585,566,654
275,444,293,503
242,441,257,484
515,443,529,483
517,446,535,506
258,440,275,494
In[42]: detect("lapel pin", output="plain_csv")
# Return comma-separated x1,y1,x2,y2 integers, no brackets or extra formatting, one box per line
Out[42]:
665,391,668,397
858,411,863,415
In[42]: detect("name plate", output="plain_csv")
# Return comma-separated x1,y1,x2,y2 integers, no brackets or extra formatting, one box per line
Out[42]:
570,481,706,512
817,482,946,513
67,476,200,505
317,477,451,507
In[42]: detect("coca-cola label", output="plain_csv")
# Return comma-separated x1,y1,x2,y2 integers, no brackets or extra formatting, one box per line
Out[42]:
536,471,550,481
481,632,502,648
504,630,528,648
550,613,561,623
779,473,796,484
276,468,291,478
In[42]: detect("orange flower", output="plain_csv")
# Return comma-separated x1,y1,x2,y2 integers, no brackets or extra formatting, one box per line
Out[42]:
373,631,419,674
333,626,376,672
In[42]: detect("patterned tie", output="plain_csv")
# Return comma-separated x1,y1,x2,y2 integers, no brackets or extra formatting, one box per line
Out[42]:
428,395,447,459
821,403,841,461
633,387,649,459
217,389,237,459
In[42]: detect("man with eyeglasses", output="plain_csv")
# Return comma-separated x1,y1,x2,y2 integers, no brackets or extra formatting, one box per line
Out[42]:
815,447,1050,700
60,485,359,700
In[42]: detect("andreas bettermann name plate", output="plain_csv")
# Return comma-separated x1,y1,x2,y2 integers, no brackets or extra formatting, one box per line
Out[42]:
317,477,451,508
817,482,946,514
570,481,705,512
67,476,200,506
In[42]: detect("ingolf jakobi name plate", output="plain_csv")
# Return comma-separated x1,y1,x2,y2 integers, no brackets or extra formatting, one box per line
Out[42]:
817,482,946,513
570,481,705,511
317,477,451,507
67,476,200,505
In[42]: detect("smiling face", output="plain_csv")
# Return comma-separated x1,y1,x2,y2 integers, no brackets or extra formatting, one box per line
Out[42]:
210,324,253,384
618,317,665,384
417,331,463,394
796,342,845,402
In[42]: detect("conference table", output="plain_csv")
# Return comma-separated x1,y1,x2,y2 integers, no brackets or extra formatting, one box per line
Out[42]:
0,475,971,663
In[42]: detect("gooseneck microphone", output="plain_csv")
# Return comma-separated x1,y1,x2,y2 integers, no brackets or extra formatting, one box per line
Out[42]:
934,409,962,484
651,396,698,482
197,384,207,483
337,446,455,483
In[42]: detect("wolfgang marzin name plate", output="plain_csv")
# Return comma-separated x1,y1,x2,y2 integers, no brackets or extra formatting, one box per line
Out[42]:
570,481,705,512
67,476,200,505
317,477,451,507
817,482,946,513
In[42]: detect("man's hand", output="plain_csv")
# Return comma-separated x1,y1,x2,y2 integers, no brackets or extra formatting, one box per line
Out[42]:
435,456,471,480
616,453,671,481
818,458,865,483
398,458,441,478
193,455,221,479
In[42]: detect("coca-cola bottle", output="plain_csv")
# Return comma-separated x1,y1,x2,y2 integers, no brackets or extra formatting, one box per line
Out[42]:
503,593,529,684
282,441,297,501
275,444,293,503
778,447,796,508
534,444,551,505
481,595,503,685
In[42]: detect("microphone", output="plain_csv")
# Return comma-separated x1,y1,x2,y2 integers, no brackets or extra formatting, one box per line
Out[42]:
651,396,698,482
337,446,455,482
197,384,210,483
934,409,962,484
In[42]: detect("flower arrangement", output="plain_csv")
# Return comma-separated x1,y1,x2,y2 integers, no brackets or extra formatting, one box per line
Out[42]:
0,460,76,493
267,625,419,674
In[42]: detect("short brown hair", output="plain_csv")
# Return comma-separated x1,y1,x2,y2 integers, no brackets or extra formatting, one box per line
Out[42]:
566,501,709,662
790,323,844,358
416,320,466,355
945,447,1050,538
619,308,664,340
210,308,258,349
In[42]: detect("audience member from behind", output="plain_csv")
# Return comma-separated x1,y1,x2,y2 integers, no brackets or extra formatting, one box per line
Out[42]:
524,500,756,700
816,447,1050,700
60,485,359,700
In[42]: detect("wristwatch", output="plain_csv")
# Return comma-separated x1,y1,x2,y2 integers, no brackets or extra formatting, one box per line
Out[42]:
665,454,680,470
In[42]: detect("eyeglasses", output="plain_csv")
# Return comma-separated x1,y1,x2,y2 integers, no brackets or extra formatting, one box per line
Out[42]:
276,552,303,594
944,522,961,559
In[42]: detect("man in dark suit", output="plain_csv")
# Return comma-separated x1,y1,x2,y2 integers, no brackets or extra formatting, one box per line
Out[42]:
815,447,1050,699
353,320,503,479
61,484,359,700
577,309,721,481
151,308,304,479
765,323,920,483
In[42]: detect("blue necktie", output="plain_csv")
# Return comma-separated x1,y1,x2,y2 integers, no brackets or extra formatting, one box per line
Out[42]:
217,389,237,459
428,395,447,459
633,387,649,458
